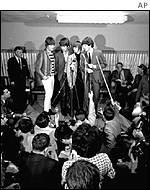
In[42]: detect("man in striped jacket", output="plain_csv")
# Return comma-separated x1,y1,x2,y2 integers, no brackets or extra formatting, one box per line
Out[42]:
36,37,56,115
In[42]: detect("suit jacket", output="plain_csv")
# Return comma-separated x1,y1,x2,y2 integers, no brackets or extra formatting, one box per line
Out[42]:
101,116,122,154
55,48,73,82
80,49,107,83
7,56,30,87
35,50,55,80
18,152,61,189
136,75,149,102
111,68,133,86
131,74,142,90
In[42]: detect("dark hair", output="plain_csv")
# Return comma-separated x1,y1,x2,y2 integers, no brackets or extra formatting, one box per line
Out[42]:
72,41,82,51
138,64,148,75
59,37,70,47
6,114,21,127
18,116,34,134
14,46,23,52
69,119,76,126
66,160,100,189
103,106,115,121
0,84,10,96
35,111,50,128
75,110,87,121
32,133,50,151
116,62,123,67
45,36,55,47
54,121,73,141
72,123,102,158
81,37,94,48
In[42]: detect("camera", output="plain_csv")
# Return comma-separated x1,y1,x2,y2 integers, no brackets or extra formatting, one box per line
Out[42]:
131,142,143,158
72,58,77,62
131,140,149,160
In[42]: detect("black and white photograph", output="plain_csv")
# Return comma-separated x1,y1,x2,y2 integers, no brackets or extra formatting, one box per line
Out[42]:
1,7,149,189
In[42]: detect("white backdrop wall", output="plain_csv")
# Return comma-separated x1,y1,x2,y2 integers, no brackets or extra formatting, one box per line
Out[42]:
1,22,149,51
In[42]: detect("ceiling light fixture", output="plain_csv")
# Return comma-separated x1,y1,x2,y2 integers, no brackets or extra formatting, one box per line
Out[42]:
56,11,128,24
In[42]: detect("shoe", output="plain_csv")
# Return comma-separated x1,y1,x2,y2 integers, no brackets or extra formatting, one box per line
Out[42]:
49,109,56,115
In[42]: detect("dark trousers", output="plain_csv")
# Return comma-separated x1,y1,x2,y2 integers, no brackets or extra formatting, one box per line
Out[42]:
127,92,137,111
13,83,27,113
51,75,60,108
60,78,70,116
117,86,129,109
51,74,70,116
83,74,101,114
92,80,101,113
73,77,84,112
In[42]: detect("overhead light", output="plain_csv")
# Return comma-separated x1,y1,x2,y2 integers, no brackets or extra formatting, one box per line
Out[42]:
56,11,128,24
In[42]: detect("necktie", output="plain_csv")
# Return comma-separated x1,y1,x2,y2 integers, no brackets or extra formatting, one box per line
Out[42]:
88,53,91,64
18,59,22,70
118,71,121,79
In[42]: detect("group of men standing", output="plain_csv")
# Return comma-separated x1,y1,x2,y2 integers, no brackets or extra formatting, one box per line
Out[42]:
7,36,107,116
7,36,149,118
35,36,107,118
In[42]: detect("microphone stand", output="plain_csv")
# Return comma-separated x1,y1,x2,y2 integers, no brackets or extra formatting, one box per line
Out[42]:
51,76,67,106
96,56,115,105
70,69,74,119
82,53,87,92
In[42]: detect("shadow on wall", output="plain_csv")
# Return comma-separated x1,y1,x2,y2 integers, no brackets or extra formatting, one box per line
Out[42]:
55,34,65,46
39,43,45,50
70,35,80,45
24,41,36,50
94,34,114,51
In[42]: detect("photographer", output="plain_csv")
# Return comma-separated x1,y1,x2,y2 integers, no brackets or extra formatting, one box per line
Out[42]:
1,113,21,165
1,88,14,115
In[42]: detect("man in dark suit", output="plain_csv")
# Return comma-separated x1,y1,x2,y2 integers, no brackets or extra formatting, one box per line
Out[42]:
54,37,73,117
111,62,133,109
18,133,61,189
7,46,30,113
80,37,107,115
127,64,146,111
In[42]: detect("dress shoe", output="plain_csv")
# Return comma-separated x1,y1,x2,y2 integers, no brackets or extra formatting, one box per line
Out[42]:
49,109,56,115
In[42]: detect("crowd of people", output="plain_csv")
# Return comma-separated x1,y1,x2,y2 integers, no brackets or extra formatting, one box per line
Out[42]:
1,36,149,189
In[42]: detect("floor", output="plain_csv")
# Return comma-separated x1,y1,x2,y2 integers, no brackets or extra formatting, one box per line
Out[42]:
24,94,69,123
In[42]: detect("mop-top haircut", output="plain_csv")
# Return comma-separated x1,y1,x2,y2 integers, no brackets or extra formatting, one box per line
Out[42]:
72,41,82,51
81,37,94,48
59,37,70,47
45,36,55,47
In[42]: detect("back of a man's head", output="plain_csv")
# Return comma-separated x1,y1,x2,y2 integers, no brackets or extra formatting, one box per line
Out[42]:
72,123,102,158
32,133,50,152
66,160,100,189
75,109,87,121
18,116,34,133
54,121,73,141
35,111,50,128
103,106,115,121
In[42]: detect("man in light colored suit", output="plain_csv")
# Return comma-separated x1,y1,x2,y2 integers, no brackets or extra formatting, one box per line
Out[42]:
100,105,122,155
80,37,107,115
